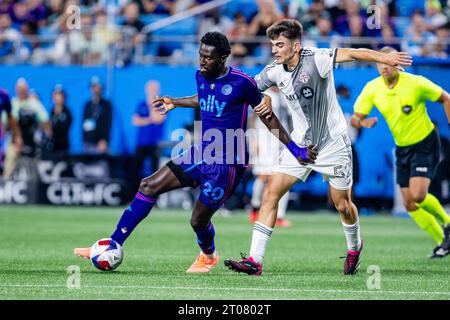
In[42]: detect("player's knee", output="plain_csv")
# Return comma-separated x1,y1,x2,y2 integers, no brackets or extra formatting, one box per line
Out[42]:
262,188,282,209
410,191,426,204
138,178,160,197
190,217,200,231
335,199,350,215
190,216,208,231
404,201,418,212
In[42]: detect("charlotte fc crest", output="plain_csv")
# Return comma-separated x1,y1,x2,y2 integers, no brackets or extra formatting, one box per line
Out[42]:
221,84,233,95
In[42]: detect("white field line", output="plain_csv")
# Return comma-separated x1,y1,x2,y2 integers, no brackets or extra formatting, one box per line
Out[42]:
0,284,449,297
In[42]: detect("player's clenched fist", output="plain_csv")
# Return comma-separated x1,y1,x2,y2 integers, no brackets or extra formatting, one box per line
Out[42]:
299,144,318,165
287,141,318,165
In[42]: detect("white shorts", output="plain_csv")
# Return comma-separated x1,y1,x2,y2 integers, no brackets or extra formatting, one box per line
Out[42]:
273,134,353,190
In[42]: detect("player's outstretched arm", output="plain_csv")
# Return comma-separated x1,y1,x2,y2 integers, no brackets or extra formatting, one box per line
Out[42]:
436,90,450,128
258,112,317,164
336,48,413,71
351,113,378,129
152,94,199,114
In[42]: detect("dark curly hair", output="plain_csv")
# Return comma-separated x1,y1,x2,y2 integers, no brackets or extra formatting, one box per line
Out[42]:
200,31,231,56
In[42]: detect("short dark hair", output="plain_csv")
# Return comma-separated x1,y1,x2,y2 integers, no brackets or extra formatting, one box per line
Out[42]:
267,19,303,41
200,31,231,56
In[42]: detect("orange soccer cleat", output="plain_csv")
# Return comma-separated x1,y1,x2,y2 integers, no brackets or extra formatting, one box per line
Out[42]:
73,247,91,260
275,218,292,228
186,252,220,273
249,208,259,224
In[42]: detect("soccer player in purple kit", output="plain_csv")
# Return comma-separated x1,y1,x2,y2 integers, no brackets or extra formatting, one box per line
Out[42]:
74,32,317,273
0,87,22,174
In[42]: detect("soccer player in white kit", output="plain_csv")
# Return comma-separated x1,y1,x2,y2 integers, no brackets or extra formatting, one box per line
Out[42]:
249,87,292,227
224,19,412,275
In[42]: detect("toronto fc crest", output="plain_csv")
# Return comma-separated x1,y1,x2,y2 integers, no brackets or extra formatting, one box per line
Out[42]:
299,70,309,83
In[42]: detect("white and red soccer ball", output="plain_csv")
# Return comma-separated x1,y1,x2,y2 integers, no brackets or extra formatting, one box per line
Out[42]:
90,238,123,271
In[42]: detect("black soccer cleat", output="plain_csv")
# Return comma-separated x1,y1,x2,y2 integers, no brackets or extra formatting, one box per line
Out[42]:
429,245,449,259
224,253,262,276
341,241,364,275
441,224,450,252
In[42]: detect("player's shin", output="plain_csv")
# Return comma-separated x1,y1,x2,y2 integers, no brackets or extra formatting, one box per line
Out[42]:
249,221,273,264
342,219,362,251
416,193,450,226
111,192,157,245
340,203,362,251
250,177,265,210
194,221,216,258
409,207,444,244
277,192,289,219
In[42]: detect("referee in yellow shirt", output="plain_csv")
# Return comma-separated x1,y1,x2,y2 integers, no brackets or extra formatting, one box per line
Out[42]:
352,46,450,258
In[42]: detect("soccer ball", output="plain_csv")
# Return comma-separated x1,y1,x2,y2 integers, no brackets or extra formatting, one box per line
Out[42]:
90,238,123,271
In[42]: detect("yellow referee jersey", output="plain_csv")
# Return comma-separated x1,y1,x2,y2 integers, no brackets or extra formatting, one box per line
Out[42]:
354,72,443,147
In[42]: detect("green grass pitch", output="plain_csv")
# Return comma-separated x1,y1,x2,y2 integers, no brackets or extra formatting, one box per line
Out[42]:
0,205,449,300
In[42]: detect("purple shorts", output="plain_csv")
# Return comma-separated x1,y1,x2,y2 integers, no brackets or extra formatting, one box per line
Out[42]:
167,146,245,209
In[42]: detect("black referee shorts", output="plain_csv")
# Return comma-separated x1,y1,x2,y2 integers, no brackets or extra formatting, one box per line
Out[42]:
395,130,441,188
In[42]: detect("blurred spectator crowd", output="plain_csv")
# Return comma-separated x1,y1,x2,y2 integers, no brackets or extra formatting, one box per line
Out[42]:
0,0,449,66
1,75,167,187
1,76,108,181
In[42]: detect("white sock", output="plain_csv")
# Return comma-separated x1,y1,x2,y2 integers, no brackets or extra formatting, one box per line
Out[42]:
277,191,289,219
203,250,217,259
250,178,265,209
341,220,362,251
249,221,273,264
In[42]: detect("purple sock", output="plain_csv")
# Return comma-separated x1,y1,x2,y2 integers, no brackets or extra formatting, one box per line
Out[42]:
195,222,216,255
111,192,156,245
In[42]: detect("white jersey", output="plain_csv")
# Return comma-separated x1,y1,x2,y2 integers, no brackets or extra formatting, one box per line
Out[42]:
255,47,348,151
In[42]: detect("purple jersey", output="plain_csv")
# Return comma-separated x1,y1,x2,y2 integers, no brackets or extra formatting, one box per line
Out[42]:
196,67,262,165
